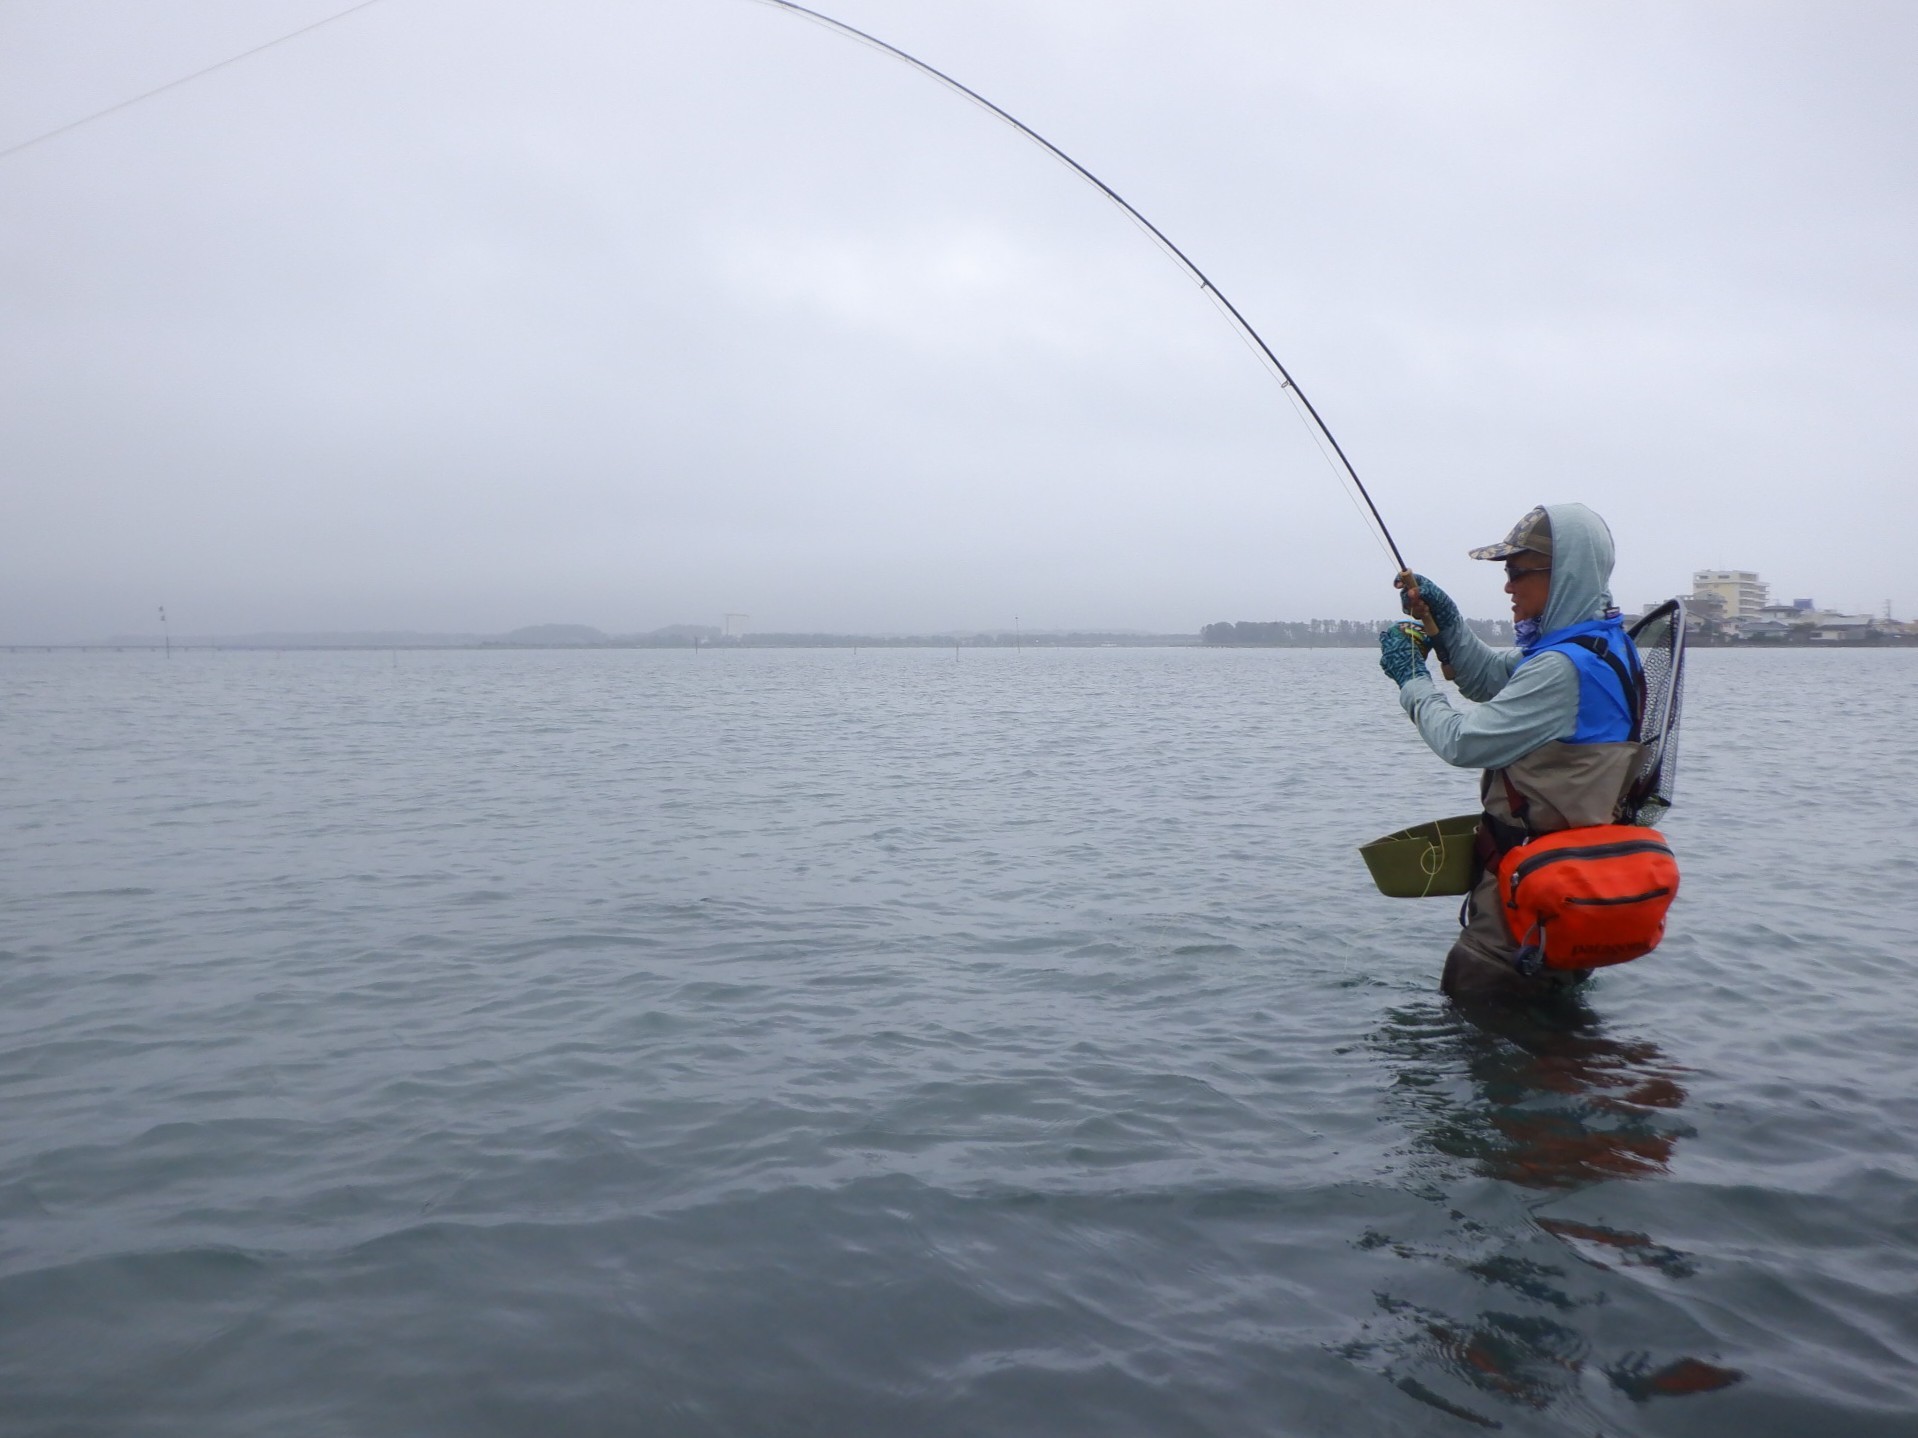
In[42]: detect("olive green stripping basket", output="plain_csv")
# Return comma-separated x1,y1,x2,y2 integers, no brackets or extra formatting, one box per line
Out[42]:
1360,815,1480,897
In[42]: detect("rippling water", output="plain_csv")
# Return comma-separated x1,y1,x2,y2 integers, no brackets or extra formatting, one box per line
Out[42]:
4,646,1915,1435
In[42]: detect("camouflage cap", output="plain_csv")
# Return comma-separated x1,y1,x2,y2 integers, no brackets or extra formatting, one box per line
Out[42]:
1468,505,1553,561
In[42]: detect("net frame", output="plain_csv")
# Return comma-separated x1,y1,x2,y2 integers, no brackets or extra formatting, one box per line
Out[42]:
1623,598,1688,826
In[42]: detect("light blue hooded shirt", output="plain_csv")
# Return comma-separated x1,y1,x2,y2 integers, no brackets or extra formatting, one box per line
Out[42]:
1397,503,1622,769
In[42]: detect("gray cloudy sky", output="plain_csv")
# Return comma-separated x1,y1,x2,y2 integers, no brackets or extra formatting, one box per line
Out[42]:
4,0,1913,640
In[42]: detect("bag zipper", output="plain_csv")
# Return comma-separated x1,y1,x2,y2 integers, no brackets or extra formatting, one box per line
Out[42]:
1505,838,1671,905
1565,887,1673,907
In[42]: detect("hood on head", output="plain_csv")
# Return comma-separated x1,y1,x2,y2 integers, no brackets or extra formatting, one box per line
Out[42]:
1538,503,1617,634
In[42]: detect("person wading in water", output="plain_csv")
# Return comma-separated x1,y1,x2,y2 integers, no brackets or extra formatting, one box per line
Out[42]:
1378,504,1645,1001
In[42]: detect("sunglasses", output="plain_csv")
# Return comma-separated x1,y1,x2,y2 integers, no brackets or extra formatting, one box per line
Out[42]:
1504,562,1552,582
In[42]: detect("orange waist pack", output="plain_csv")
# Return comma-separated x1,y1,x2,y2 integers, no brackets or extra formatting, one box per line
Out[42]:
1496,825,1679,971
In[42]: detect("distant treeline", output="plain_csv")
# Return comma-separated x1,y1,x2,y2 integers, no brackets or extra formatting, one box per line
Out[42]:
723,632,1200,648
1201,618,1516,646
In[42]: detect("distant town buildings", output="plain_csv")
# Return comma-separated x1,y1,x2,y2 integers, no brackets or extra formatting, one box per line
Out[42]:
1675,571,1913,645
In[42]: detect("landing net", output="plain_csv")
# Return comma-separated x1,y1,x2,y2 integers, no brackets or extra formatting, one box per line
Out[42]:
1624,598,1688,826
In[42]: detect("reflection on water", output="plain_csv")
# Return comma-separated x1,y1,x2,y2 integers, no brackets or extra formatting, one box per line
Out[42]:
1385,997,1692,1191
1340,998,1742,1428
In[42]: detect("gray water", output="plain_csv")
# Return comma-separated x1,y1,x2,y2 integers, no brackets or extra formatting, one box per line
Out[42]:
3,646,1914,1436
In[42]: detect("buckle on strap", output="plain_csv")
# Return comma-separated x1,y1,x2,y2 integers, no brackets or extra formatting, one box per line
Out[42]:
1513,923,1545,976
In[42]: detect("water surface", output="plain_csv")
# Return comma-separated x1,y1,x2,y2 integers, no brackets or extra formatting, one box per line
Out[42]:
3,647,1915,1435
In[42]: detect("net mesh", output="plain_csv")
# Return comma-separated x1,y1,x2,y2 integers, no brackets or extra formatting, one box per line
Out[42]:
1624,598,1687,826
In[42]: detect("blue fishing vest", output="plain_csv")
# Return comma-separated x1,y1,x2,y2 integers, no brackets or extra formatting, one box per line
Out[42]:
1519,617,1643,744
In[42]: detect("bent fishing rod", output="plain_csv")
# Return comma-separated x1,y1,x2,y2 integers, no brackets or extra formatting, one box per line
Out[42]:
749,0,1419,586
2,0,1434,626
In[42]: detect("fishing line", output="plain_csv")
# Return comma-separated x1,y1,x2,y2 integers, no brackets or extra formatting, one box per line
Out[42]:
748,0,1408,571
0,0,386,163
1,0,1409,573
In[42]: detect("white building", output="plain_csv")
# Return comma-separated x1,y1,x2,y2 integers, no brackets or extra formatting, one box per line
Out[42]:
1810,615,1874,642
1692,570,1769,622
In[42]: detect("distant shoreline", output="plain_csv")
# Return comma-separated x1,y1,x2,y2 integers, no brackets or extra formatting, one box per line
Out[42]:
13,634,1205,652
13,613,1916,652
13,634,1916,653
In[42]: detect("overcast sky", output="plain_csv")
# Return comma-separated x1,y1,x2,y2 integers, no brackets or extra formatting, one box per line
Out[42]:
3,0,1913,640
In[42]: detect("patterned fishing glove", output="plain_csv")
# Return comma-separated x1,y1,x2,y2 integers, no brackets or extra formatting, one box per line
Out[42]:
1398,573,1460,634
1378,622,1432,687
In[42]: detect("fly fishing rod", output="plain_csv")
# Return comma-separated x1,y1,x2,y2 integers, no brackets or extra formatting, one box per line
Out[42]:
749,0,1414,581
4,0,1431,622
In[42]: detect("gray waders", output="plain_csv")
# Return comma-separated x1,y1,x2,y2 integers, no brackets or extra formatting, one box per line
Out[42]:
1444,740,1642,1002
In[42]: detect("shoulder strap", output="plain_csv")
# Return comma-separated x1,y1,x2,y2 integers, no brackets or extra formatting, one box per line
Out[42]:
1497,768,1531,829
1565,634,1644,743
